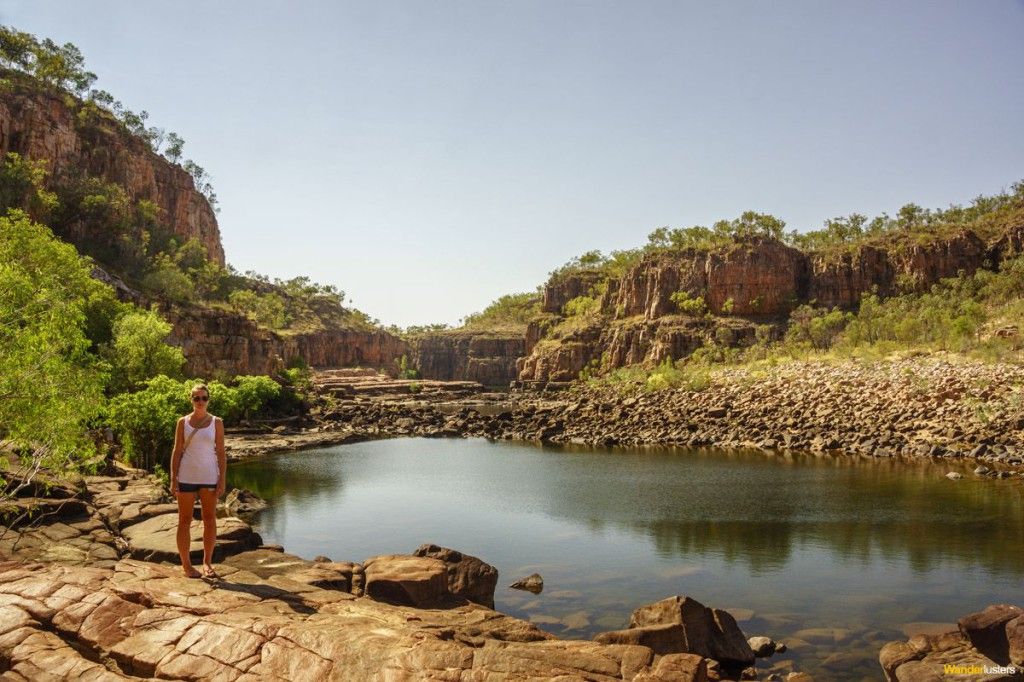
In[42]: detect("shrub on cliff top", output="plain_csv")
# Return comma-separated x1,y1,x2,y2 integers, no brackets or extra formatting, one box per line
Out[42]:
461,292,540,329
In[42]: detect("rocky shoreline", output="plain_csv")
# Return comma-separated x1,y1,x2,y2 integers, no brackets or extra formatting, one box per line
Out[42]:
229,356,1024,481
1,463,821,681
2,460,1021,680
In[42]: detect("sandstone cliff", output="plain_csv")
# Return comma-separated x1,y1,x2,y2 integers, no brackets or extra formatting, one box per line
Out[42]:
411,330,525,387
0,76,224,265
163,305,408,378
517,226,1015,384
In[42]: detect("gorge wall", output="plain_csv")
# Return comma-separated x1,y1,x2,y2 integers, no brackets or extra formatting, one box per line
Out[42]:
517,225,1019,384
165,306,408,378
411,331,525,387
0,81,224,264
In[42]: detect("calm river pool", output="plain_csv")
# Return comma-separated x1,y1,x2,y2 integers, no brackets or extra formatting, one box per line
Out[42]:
228,438,1024,681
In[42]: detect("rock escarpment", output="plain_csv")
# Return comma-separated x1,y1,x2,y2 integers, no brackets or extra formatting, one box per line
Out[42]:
0,79,224,265
517,225,1016,383
162,305,408,378
411,329,525,386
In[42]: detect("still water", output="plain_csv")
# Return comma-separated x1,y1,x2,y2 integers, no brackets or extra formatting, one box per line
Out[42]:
228,438,1024,680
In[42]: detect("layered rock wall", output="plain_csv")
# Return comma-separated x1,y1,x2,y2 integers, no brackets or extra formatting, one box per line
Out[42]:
164,305,407,378
0,81,224,264
519,229,1011,383
412,331,525,386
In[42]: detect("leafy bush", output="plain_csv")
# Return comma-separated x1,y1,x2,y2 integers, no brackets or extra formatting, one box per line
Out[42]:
562,295,598,317
106,373,286,469
461,292,540,329
397,355,419,379
234,375,281,420
670,291,708,317
106,375,190,469
785,306,852,350
103,308,185,392
141,254,194,303
228,289,288,329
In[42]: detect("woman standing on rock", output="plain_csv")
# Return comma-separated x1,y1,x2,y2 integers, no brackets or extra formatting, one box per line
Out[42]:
170,383,226,579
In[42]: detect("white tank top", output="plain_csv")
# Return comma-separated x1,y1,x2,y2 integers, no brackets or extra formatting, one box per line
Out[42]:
178,417,220,484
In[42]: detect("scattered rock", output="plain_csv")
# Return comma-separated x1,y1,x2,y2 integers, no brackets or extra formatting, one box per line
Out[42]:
946,471,964,480
510,572,545,594
748,635,777,657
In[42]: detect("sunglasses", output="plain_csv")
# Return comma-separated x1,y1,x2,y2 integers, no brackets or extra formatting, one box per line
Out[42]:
191,395,209,402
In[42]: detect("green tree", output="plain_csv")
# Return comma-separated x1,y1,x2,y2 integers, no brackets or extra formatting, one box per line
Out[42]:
0,152,58,220
234,375,281,420
103,309,185,393
141,254,194,303
0,211,107,483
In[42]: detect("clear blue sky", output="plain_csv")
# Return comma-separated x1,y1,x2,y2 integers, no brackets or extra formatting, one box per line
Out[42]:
4,1,1023,326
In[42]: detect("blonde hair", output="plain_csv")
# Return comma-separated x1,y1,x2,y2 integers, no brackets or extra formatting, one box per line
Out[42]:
190,383,210,398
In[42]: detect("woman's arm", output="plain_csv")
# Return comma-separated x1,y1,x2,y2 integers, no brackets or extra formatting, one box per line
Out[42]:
215,417,226,497
169,417,185,493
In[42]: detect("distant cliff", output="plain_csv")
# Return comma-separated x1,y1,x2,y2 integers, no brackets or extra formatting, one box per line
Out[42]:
517,219,1022,384
411,330,524,387
165,305,408,378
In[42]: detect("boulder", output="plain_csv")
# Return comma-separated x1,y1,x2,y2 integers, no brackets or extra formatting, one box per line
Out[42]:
362,554,449,607
220,487,268,518
748,635,777,657
879,626,1019,681
510,572,545,594
222,549,360,593
121,513,262,564
595,623,686,655
1007,615,1024,666
608,595,754,668
959,604,1023,665
413,543,499,608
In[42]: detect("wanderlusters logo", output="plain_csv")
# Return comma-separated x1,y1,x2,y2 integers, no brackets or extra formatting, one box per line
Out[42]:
943,663,1019,676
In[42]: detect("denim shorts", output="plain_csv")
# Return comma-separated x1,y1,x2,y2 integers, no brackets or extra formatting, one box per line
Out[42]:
177,482,217,493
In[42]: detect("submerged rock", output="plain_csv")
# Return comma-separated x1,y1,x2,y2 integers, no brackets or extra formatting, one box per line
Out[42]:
510,572,545,594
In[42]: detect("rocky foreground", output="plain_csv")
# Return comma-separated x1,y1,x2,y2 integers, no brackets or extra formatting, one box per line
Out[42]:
1,464,814,681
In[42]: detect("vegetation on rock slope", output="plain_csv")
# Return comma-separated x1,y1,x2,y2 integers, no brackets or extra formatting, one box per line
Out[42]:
0,26,378,335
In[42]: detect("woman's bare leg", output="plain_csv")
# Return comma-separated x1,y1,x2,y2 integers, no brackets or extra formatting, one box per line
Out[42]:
175,491,200,577
197,487,219,576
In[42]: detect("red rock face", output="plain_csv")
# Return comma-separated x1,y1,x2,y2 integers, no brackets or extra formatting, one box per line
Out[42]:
411,332,525,386
704,240,806,315
0,86,224,265
164,306,407,377
517,228,1011,383
542,270,606,313
610,240,805,320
